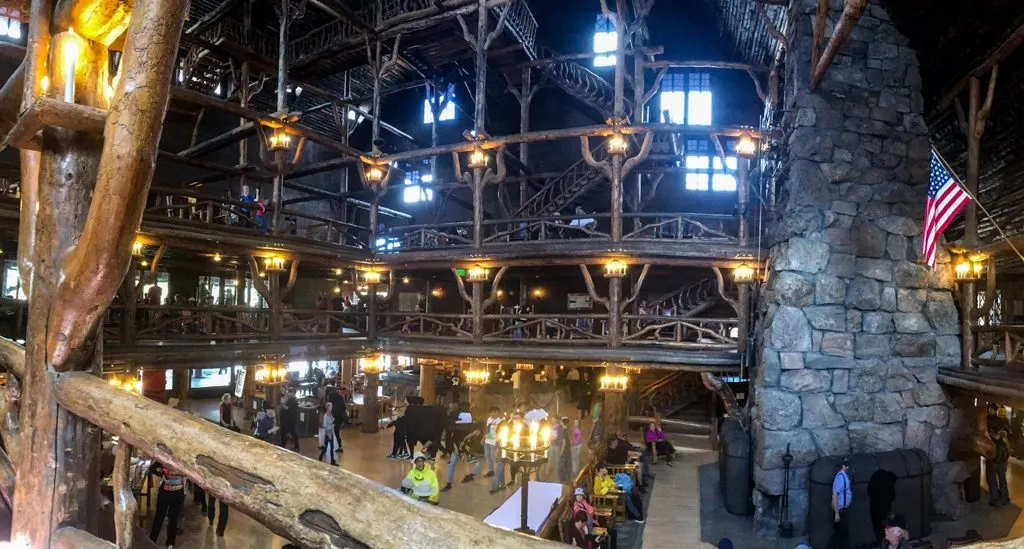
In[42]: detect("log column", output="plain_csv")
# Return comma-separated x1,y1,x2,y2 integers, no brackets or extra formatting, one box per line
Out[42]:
608,276,623,346
472,280,484,343
367,282,378,341
361,370,380,433
419,362,436,404
603,366,626,436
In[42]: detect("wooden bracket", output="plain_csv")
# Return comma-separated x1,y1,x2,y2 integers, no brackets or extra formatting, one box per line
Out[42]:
810,0,869,91
1,97,106,151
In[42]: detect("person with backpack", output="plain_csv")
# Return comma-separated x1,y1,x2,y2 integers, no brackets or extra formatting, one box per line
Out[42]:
148,462,186,548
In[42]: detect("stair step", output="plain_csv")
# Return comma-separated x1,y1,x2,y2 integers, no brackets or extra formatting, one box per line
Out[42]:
667,433,713,452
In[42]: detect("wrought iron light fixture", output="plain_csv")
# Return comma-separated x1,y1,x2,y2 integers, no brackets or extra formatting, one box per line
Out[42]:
735,132,758,159
733,263,756,283
598,373,629,392
466,264,489,282
132,239,143,256
607,131,628,155
464,367,491,386
362,270,383,284
467,141,489,169
268,128,292,152
255,363,288,385
361,354,385,375
265,255,286,272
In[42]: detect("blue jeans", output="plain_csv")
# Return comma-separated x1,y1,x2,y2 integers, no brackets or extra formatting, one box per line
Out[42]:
446,450,482,484
485,443,495,474
622,492,642,520
491,454,506,490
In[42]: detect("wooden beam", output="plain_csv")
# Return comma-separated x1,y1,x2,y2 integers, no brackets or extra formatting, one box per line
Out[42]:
2,97,107,151
0,336,24,377
56,372,561,548
0,61,24,140
810,0,869,91
644,60,770,72
177,121,256,158
52,526,116,549
185,0,241,35
157,150,273,180
931,20,1024,118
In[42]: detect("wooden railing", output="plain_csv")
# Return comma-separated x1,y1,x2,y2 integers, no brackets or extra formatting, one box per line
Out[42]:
377,221,474,253
146,186,370,249
622,212,740,243
482,214,611,244
972,325,1024,367
622,315,738,349
481,313,609,344
280,309,368,338
376,312,473,339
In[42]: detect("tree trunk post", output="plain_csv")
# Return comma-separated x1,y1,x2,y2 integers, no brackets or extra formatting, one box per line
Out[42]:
472,280,484,344
367,282,378,341
608,276,622,347
472,169,484,248
610,154,624,242
361,370,380,433
419,362,436,404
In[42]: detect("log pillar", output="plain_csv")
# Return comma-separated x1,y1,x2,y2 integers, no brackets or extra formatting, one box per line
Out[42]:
472,170,484,248
737,283,751,378
961,280,975,369
121,272,137,345
269,271,281,339
361,371,380,433
737,157,750,247
544,364,556,385
341,358,354,387
518,366,533,404
242,365,256,418
603,366,626,436
472,280,484,344
468,384,487,423
608,276,623,347
518,67,531,207
610,154,624,242
367,282,378,341
175,369,190,404
419,362,436,404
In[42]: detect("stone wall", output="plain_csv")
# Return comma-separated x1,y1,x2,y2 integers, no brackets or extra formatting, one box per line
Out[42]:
750,0,966,534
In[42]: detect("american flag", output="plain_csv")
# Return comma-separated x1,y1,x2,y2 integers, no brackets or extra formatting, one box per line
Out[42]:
921,152,970,268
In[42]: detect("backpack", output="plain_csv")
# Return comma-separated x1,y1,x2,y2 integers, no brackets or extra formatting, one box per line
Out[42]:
614,472,633,493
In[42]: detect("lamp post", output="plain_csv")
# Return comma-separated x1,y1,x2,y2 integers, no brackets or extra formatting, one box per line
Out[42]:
603,258,628,347
732,263,757,379
496,413,553,535
954,256,985,371
362,269,383,340
255,361,289,407
464,361,490,420
361,354,384,433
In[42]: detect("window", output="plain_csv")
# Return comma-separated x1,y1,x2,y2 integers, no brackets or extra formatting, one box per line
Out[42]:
685,140,737,192
402,171,434,204
657,72,712,125
2,260,25,299
375,236,402,252
198,276,222,305
137,272,170,305
977,290,1004,326
593,14,616,67
423,98,455,124
687,73,712,126
244,279,267,308
0,17,22,41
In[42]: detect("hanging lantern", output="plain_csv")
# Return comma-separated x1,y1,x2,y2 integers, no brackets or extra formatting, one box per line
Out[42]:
265,256,286,272
268,128,292,151
607,131,628,155
733,264,755,283
954,260,974,281
362,270,383,284
467,142,489,169
132,239,144,256
604,259,628,278
735,132,758,159
466,264,489,282
361,354,385,375
598,373,629,392
464,367,491,386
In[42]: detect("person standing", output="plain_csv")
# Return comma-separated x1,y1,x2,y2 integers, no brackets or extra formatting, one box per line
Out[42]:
148,462,186,548
831,458,852,549
279,387,300,451
557,417,573,483
317,402,339,465
483,407,500,478
571,419,583,474
218,393,238,432
206,494,229,537
989,430,1010,507
328,387,347,454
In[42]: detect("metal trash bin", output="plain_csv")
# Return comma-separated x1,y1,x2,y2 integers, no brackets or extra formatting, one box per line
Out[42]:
720,419,753,515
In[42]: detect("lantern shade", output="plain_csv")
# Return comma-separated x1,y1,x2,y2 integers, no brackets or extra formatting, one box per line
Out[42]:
265,256,286,272
598,373,629,392
268,129,291,151
466,264,489,282
735,133,758,159
464,368,490,386
604,259,627,278
954,261,973,281
467,143,489,169
733,264,755,283
365,164,385,183
607,133,628,155
362,270,383,284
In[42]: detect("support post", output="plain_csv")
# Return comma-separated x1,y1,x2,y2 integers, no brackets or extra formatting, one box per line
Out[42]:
472,280,484,343
361,370,379,433
419,362,436,404
603,365,626,435
962,281,975,370
270,271,281,339
518,67,531,207
367,282,379,341
737,157,750,247
737,283,750,379
610,154,624,242
608,277,623,347
473,169,485,248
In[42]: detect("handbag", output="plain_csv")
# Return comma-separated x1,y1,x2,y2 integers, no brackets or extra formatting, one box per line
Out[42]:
317,427,325,448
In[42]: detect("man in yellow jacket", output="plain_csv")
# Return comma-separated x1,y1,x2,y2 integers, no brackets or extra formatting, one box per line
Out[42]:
401,451,440,504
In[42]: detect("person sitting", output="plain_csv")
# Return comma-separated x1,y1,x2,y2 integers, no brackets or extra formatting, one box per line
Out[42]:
571,487,597,528
645,421,676,465
253,405,277,442
881,514,910,549
594,466,643,523
401,452,439,504
569,511,593,548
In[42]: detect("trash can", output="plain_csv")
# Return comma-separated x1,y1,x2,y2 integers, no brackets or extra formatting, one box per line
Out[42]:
808,449,932,549
720,419,753,515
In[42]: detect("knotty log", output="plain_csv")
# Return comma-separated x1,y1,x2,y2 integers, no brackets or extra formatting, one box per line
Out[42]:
0,61,24,138
0,336,24,377
55,373,561,549
16,149,39,290
0,447,14,505
0,381,21,462
3,97,107,150
52,526,116,549
112,442,137,549
52,0,131,45
46,0,186,370
809,0,869,90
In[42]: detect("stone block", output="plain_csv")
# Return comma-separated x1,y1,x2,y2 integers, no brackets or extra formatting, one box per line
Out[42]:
936,335,961,358
855,258,894,281
842,184,873,203
835,393,875,422
852,363,885,393
855,333,890,358
805,353,854,370
905,420,932,453
773,271,815,307
912,382,946,406
827,253,856,277
795,107,817,126
821,332,855,358
897,289,927,312
846,278,882,310
774,238,831,273
815,274,847,305
831,200,858,216
873,392,906,423
847,310,862,331
781,352,805,370
770,306,813,352
886,234,908,260
930,428,952,465
862,312,894,334
877,215,921,236
925,300,959,335
789,128,834,162
811,428,851,457
781,369,832,393
881,287,898,312
802,394,845,429
761,388,802,431
805,306,847,331
832,370,850,393
893,261,930,288
894,312,931,333
757,429,819,469
894,334,935,357
933,461,971,520
854,223,887,258
760,349,781,387
908,405,949,427
849,422,904,453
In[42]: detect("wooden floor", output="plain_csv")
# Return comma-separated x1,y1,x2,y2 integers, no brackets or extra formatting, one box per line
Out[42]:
642,450,716,549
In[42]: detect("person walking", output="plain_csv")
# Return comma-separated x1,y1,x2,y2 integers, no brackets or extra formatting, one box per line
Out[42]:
148,462,186,548
317,402,339,465
570,419,583,474
328,386,347,454
218,393,238,432
206,494,229,537
831,458,852,549
279,387,300,451
557,417,573,483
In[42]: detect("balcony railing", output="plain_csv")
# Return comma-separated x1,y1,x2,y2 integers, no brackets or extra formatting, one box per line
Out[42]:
377,312,473,339
146,187,369,249
622,315,738,349
482,313,609,344
972,324,1024,367
622,212,739,243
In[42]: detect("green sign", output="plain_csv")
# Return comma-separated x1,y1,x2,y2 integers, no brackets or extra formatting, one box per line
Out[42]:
456,268,466,277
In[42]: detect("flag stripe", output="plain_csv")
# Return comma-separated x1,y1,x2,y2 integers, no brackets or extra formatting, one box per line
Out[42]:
922,151,970,269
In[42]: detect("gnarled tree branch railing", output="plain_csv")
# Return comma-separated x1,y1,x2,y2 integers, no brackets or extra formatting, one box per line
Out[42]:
106,305,271,342
482,214,611,244
481,313,609,343
376,221,474,253
621,212,739,242
376,313,473,339
280,309,368,337
147,186,370,249
971,325,1024,368
54,372,559,548
622,315,738,349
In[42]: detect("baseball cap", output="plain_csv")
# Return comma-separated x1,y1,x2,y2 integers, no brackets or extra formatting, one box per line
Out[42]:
574,487,585,496
412,451,427,463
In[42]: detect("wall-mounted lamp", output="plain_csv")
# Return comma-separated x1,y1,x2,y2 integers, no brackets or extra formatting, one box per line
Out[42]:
733,263,756,284
607,132,628,155
268,128,292,152
466,264,489,282
362,270,383,285
212,253,222,262
604,259,628,278
132,240,143,256
265,256,286,272
735,132,758,159
467,142,489,169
